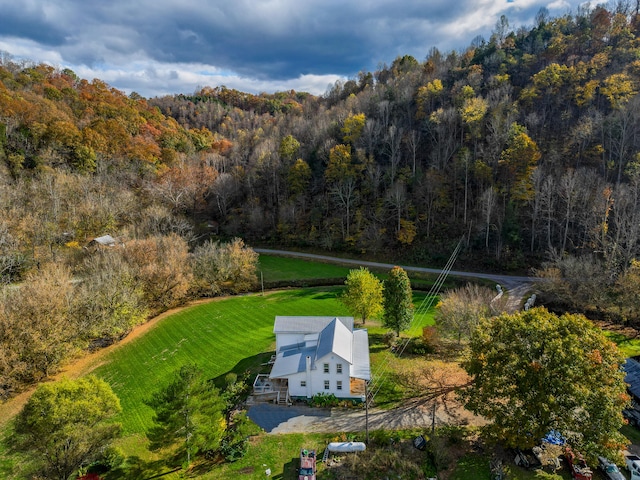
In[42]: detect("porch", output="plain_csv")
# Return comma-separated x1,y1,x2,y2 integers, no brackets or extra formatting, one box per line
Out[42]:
252,374,290,405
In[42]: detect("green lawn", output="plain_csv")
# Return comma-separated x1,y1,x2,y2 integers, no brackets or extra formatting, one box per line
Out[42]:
93,288,351,435
604,330,640,358
258,253,456,290
93,287,436,435
258,254,353,282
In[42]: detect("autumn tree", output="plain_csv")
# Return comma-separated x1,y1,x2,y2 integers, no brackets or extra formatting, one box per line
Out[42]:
191,237,258,295
151,161,218,215
145,364,226,466
121,233,192,312
613,259,640,322
461,308,628,458
0,263,77,386
382,266,414,335
497,123,541,202
287,158,312,198
73,251,148,342
326,144,361,240
278,134,300,163
435,283,496,344
342,113,366,145
14,376,122,480
339,267,383,324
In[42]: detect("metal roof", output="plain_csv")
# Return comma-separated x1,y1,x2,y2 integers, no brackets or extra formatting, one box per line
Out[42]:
269,344,316,378
351,329,371,380
625,358,640,400
270,316,370,381
316,318,353,363
273,316,354,334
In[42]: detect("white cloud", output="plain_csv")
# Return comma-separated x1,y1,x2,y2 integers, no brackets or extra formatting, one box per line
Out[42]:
0,0,589,97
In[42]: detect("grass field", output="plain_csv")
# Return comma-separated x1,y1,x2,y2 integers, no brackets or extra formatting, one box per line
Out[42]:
258,254,353,282
93,288,348,435
258,253,458,290
90,287,436,435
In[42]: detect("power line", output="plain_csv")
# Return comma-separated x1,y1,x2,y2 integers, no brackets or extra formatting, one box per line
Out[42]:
366,236,464,402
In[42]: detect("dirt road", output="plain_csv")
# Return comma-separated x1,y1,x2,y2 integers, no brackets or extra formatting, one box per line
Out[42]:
254,248,537,290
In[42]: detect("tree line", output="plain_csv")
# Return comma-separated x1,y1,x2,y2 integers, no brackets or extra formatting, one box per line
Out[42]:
0,237,258,400
149,3,640,276
1,3,640,320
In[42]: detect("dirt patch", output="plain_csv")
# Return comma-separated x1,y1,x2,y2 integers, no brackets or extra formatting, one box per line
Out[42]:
593,319,640,339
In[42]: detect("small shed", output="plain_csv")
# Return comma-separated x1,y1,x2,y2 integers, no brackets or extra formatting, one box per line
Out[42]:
84,234,121,250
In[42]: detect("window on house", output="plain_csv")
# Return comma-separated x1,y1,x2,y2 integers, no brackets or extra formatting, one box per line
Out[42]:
324,380,330,390
337,381,342,390
336,363,343,374
300,381,306,387
323,363,329,373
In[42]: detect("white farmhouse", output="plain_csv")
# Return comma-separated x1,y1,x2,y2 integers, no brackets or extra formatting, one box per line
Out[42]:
255,316,370,403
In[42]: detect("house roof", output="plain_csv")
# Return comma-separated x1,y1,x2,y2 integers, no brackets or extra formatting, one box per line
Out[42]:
316,318,352,363
351,330,371,380
269,344,316,379
274,316,354,334
625,358,640,400
91,234,117,246
270,316,370,381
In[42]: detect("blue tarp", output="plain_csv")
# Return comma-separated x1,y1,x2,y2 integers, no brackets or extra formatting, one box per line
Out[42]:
542,430,566,445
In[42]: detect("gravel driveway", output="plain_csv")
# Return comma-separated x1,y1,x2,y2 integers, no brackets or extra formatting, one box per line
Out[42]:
247,401,486,434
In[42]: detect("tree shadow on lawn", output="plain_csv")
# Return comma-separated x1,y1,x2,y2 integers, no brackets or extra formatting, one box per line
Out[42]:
104,455,179,480
209,351,275,390
368,332,392,353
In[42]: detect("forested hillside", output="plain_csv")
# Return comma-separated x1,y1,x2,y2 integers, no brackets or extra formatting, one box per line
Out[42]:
150,6,640,271
2,3,640,396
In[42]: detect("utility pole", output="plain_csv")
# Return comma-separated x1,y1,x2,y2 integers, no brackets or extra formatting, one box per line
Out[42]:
365,381,369,444
261,271,264,295
431,401,436,434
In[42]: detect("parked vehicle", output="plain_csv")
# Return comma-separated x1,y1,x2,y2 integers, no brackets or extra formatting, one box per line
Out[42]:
626,454,640,480
564,448,592,480
299,448,316,480
597,456,626,480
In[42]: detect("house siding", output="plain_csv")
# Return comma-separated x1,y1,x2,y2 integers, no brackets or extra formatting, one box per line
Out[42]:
287,353,355,399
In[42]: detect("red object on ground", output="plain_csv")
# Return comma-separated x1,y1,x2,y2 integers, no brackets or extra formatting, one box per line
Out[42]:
564,447,593,480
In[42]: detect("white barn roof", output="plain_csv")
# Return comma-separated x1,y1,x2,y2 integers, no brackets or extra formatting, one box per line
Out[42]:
274,316,354,334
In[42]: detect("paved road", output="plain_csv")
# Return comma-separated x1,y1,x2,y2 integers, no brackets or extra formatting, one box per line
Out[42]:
255,248,537,290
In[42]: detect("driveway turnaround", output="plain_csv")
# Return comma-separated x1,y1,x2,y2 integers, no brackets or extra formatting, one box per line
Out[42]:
247,401,486,434
247,403,331,433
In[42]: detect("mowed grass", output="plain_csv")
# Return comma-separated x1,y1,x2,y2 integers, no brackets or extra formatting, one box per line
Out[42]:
604,330,640,358
93,287,437,435
258,254,352,282
93,288,351,435
258,253,455,289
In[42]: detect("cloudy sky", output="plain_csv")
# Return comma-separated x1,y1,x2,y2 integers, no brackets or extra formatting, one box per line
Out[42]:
0,0,587,98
